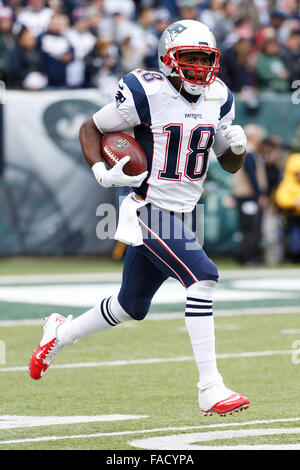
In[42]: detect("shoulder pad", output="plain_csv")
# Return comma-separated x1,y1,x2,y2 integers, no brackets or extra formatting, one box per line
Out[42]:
129,69,166,96
206,78,230,103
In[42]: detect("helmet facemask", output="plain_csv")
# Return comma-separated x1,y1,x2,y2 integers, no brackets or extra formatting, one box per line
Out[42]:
162,45,220,96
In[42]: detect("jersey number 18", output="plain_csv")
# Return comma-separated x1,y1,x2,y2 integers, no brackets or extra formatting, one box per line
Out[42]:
158,124,215,181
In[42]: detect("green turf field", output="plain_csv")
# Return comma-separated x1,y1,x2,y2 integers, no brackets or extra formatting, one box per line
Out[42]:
0,258,300,450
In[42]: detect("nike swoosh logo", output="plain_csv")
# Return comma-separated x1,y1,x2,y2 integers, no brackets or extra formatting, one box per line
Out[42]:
35,349,44,360
217,394,243,405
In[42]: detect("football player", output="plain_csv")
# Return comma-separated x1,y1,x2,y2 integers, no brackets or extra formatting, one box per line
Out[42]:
29,20,249,416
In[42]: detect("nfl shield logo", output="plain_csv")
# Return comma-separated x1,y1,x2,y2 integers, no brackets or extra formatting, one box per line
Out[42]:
115,138,130,150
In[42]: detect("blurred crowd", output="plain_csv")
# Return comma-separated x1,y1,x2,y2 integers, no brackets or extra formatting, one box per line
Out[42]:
0,0,299,97
231,124,300,266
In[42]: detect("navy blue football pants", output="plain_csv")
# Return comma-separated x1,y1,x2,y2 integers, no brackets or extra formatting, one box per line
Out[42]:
117,204,219,320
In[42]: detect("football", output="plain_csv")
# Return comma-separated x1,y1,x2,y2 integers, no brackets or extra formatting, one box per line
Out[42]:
101,132,147,176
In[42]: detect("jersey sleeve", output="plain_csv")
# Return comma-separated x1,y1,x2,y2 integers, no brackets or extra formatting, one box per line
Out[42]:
93,102,133,134
213,86,235,158
218,86,235,127
114,72,152,127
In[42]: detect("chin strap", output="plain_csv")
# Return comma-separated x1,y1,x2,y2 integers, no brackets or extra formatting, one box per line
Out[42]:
168,74,208,99
183,80,206,96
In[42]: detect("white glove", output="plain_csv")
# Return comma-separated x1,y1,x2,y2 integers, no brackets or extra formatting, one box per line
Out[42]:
221,124,247,155
92,156,148,188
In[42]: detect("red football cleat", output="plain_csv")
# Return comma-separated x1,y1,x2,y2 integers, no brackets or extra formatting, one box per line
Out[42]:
198,377,249,417
29,313,72,380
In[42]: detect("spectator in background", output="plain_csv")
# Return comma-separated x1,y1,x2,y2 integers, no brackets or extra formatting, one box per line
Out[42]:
269,9,289,44
253,24,277,55
64,7,96,88
0,6,14,84
3,0,24,17
97,11,130,42
63,0,88,19
116,22,147,74
84,38,119,97
175,0,200,21
232,124,268,265
160,0,179,18
102,0,135,19
36,12,73,88
220,34,253,92
7,25,47,89
14,0,53,37
261,135,283,198
143,7,171,70
200,0,224,32
212,0,241,50
255,37,290,92
280,30,300,85
113,8,153,74
275,152,300,262
85,2,104,38
260,135,285,265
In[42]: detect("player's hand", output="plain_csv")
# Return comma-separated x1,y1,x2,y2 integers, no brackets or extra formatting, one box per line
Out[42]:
92,157,148,188
221,124,247,155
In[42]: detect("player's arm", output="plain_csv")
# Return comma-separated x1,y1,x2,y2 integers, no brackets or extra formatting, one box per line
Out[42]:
212,85,247,173
79,117,103,168
213,124,247,174
79,102,147,188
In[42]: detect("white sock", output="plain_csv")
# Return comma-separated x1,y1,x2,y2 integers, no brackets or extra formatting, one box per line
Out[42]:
57,295,132,345
185,281,221,387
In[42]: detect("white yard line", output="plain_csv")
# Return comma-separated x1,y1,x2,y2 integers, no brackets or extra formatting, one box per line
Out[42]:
0,273,123,284
1,268,300,285
0,414,148,430
0,349,293,373
1,416,300,446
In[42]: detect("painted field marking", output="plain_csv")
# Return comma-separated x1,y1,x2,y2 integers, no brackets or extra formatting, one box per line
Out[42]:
0,282,298,307
130,427,300,450
0,267,299,285
1,306,300,327
281,329,300,335
0,349,293,373
1,417,300,446
232,278,300,290
0,415,148,430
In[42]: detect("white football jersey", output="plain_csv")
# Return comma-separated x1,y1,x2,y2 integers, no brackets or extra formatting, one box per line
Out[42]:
106,69,234,213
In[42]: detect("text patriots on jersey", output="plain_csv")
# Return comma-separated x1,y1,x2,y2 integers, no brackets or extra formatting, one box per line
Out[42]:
185,113,202,120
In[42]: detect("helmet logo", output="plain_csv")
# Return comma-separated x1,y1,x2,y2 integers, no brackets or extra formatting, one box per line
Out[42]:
167,23,187,41
115,90,126,108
